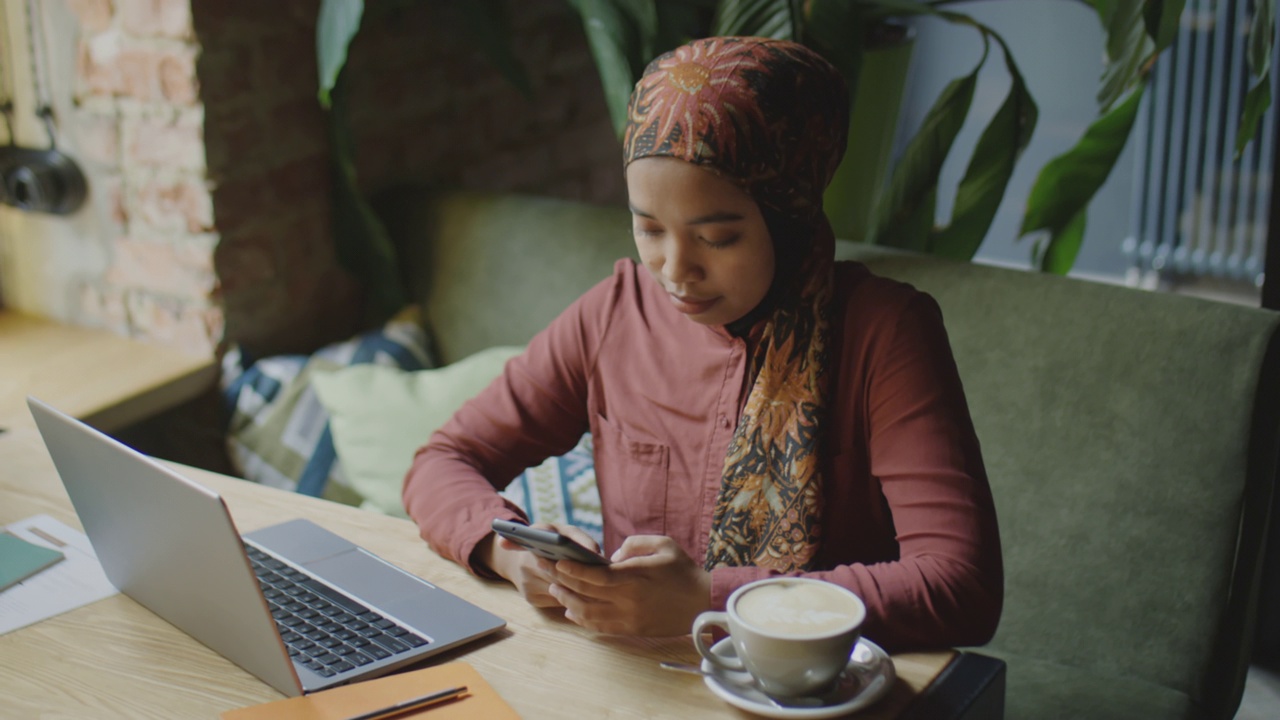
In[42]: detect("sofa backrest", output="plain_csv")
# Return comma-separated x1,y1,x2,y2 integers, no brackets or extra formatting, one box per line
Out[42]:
380,190,638,366
849,249,1279,717
384,189,1279,717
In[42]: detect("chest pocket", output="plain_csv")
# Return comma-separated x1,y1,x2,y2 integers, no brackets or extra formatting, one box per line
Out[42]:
592,413,670,539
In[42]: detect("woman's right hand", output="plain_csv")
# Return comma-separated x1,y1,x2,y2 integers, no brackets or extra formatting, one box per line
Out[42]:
480,522,600,608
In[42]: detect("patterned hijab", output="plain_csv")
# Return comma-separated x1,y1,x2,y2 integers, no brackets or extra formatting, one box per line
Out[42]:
622,37,849,572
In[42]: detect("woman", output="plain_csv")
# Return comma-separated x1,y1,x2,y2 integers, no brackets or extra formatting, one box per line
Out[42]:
404,36,1002,652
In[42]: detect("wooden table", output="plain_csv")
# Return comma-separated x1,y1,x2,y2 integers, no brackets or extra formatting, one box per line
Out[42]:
0,310,216,433
0,428,1005,718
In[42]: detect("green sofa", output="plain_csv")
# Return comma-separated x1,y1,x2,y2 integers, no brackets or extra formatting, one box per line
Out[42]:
377,188,1280,720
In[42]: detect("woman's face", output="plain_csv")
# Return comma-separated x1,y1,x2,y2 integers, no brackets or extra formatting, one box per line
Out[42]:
626,157,775,327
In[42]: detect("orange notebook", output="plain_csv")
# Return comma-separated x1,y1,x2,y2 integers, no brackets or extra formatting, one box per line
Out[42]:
220,661,520,720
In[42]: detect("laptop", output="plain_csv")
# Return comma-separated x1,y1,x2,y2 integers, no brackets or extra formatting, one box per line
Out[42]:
27,397,506,697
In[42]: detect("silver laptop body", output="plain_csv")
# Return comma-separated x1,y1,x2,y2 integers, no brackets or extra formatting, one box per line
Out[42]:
28,397,506,696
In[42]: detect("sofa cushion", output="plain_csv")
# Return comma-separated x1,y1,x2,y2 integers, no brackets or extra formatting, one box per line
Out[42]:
841,246,1280,718
310,346,523,517
311,348,605,543
382,189,637,365
982,649,1197,720
221,308,430,503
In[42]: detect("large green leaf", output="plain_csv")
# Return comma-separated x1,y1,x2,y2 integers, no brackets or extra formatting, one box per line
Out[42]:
316,0,365,108
803,0,867,96
711,0,803,39
1237,0,1275,155
456,0,534,99
1097,0,1153,111
1143,0,1186,51
567,0,653,136
1038,208,1088,273
873,49,984,250
327,77,405,324
930,35,1039,261
1019,87,1144,270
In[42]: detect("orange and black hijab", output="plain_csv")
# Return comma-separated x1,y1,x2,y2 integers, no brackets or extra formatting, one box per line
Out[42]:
622,37,850,572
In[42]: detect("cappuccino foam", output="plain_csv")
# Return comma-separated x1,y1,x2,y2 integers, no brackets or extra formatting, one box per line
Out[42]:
734,582,862,637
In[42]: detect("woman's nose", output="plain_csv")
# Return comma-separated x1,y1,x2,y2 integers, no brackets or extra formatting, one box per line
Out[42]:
661,238,704,284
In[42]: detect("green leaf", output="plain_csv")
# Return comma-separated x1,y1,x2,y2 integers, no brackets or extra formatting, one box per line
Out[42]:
711,0,804,39
803,0,867,95
1038,209,1088,274
1249,0,1275,74
873,46,985,249
316,0,365,108
326,77,405,324
1019,87,1144,266
455,0,534,99
930,36,1039,261
1239,77,1273,157
567,0,649,136
1097,0,1153,111
1143,0,1186,51
1237,0,1275,155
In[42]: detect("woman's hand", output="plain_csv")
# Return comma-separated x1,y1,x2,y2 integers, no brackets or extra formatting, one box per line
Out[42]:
547,535,712,636
479,523,601,608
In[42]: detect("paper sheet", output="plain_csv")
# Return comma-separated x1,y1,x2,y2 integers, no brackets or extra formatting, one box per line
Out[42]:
0,514,118,635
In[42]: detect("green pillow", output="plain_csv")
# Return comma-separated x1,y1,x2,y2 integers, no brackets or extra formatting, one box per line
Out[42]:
311,346,524,518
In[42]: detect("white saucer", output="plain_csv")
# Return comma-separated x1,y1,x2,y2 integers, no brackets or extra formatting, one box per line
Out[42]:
699,637,895,719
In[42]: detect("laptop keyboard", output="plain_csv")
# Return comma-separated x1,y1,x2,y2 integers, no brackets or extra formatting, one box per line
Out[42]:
245,544,431,678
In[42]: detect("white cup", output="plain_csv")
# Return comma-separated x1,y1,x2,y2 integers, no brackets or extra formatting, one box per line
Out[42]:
692,578,866,698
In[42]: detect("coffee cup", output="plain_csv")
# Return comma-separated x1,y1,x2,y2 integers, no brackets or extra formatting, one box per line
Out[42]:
692,578,866,698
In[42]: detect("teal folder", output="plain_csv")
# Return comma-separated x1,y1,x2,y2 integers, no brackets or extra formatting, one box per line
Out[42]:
0,532,65,592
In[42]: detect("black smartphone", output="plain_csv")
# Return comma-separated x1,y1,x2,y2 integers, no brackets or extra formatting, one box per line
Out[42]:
491,519,610,565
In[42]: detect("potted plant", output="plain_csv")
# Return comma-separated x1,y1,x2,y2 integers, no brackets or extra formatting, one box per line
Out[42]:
563,0,1275,272
315,0,1274,323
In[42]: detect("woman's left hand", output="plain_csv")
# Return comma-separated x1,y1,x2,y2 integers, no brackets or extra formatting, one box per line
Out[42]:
545,535,712,636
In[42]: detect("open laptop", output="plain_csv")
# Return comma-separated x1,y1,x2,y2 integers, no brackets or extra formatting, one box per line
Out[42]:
27,397,506,697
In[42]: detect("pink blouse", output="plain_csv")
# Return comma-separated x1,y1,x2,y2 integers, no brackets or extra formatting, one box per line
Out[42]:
404,259,1002,651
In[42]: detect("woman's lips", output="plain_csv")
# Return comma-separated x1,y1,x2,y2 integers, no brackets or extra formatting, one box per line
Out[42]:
669,293,718,315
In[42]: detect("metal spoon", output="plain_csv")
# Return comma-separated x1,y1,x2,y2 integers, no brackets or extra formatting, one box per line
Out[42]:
658,661,824,709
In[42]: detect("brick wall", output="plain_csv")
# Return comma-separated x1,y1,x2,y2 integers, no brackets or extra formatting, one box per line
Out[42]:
11,0,620,361
67,0,222,356
194,0,622,359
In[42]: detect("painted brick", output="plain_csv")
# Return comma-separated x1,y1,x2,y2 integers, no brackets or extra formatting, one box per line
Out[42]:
123,290,219,356
73,112,121,167
118,0,193,39
116,47,160,101
67,0,115,35
99,174,129,229
78,281,131,336
77,36,119,99
134,175,213,233
105,234,217,298
125,110,205,170
158,47,200,105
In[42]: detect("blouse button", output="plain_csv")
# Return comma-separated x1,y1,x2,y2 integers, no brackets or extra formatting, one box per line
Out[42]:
719,416,731,429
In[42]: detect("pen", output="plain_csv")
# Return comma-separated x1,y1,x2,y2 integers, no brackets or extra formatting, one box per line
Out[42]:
342,685,469,720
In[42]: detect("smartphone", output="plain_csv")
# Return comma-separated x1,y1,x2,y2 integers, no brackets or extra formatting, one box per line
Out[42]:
491,519,610,565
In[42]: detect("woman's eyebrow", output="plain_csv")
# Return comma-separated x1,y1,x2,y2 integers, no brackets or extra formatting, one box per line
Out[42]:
628,204,744,225
687,211,745,225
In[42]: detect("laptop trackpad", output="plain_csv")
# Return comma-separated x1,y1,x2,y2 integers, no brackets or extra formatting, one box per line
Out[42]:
304,550,437,606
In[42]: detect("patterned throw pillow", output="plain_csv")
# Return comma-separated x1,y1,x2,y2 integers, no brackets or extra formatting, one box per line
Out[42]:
500,433,604,547
309,349,603,545
220,307,430,503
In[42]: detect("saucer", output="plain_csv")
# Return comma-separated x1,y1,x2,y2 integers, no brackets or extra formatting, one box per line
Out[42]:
699,637,895,719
